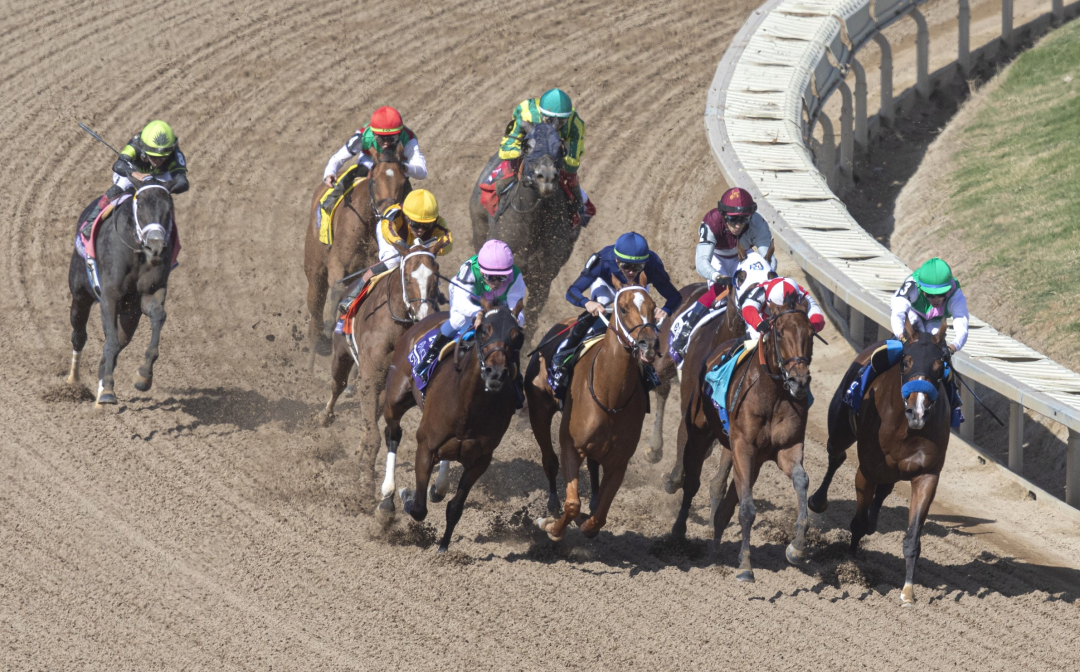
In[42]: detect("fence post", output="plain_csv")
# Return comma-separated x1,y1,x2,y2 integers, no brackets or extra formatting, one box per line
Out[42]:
1002,0,1014,49
838,80,854,185
958,0,971,76
1009,401,1024,474
872,33,894,126
911,10,930,98
960,381,975,443
1053,0,1064,24
850,308,865,347
851,59,868,151
1068,429,1080,508
817,113,837,190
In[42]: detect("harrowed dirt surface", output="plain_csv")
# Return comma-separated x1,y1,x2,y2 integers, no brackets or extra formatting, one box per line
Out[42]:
2,1,1079,669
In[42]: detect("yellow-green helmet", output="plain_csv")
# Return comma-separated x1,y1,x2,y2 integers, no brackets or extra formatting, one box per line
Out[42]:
139,120,177,157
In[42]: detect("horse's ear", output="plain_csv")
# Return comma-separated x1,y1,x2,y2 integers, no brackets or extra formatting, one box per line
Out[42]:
394,242,410,257
611,273,625,291
512,299,524,319
737,241,747,261
638,271,649,288
933,316,948,345
429,239,446,256
480,297,494,313
764,240,775,263
904,316,917,342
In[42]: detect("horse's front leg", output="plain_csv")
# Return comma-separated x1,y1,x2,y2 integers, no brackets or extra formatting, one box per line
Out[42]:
644,378,671,463
95,291,124,406
135,287,167,392
777,442,810,565
580,460,627,538
436,452,493,552
732,441,762,582
400,436,437,523
901,473,939,605
537,439,582,541
68,288,95,386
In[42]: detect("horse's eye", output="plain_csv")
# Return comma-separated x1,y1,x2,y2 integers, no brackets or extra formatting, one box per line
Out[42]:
619,306,627,315
901,356,912,374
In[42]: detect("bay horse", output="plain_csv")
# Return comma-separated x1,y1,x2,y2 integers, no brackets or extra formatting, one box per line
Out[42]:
470,122,580,334
67,178,177,407
808,318,951,604
674,290,815,582
525,278,659,540
317,241,445,503
380,302,525,552
303,147,408,361
646,243,774,493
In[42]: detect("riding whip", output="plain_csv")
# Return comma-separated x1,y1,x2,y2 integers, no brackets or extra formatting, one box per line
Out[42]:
525,317,584,357
78,123,122,157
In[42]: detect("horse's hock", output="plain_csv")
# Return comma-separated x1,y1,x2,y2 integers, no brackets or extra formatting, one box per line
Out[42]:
706,0,1080,510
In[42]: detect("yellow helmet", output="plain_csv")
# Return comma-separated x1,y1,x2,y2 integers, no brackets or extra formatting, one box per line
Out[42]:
139,120,177,157
403,189,439,223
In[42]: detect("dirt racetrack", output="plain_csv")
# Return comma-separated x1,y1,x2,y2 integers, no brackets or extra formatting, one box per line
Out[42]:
2,1,1080,669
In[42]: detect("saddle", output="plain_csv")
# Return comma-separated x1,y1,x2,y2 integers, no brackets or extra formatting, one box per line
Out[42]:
842,340,904,413
74,193,133,300
335,267,394,337
317,164,365,245
479,159,519,217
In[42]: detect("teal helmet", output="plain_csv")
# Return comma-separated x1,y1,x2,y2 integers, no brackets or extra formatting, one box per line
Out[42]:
913,257,954,295
538,88,573,118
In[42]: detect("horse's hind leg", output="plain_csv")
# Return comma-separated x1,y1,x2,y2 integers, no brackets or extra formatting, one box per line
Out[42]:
849,467,876,556
95,292,124,406
537,438,581,541
733,444,763,582
586,458,600,517
435,453,493,552
809,399,856,513
429,461,452,503
708,443,734,540
134,288,166,392
900,474,938,605
664,412,688,494
305,263,330,365
401,438,436,524
526,373,560,513
644,379,671,463
777,443,810,565
672,423,711,540
68,283,95,385
867,482,895,535
318,334,353,426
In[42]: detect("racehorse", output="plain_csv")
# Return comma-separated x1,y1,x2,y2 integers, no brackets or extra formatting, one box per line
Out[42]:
808,318,951,604
380,303,525,552
67,178,177,407
303,147,408,361
646,243,775,492
470,122,580,334
673,289,816,582
525,278,659,541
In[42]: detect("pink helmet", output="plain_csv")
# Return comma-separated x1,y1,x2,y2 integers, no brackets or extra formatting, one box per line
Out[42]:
478,239,515,275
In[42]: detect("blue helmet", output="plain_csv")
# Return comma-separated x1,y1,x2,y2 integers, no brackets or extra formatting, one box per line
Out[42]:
614,232,650,263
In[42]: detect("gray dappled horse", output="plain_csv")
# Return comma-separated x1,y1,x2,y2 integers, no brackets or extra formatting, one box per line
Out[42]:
470,122,580,335
67,179,176,406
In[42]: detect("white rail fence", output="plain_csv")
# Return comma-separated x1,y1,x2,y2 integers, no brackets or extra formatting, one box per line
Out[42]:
705,0,1080,508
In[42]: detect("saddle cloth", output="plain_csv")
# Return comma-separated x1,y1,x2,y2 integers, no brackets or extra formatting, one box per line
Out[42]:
409,324,472,392
318,164,365,245
842,340,904,413
668,303,728,369
479,159,518,217
703,341,755,436
336,267,394,336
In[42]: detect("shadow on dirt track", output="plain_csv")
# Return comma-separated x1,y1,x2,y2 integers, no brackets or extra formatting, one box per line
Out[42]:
143,386,317,432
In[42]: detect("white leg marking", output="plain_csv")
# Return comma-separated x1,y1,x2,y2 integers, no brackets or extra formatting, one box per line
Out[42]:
381,452,397,498
435,460,451,494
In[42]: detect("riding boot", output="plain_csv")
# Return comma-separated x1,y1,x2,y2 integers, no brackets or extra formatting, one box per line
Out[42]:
415,333,452,377
947,375,964,428
671,301,709,356
321,170,358,215
338,278,366,315
547,314,596,407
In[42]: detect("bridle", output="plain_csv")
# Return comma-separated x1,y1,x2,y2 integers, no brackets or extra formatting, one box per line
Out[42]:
511,127,566,214
588,285,659,414
472,308,521,392
899,339,948,413
126,183,172,252
761,306,813,392
387,249,438,324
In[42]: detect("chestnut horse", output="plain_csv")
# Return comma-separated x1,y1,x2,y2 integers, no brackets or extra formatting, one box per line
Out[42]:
303,149,408,361
673,290,815,582
318,242,445,502
525,280,660,540
380,303,525,552
808,318,951,604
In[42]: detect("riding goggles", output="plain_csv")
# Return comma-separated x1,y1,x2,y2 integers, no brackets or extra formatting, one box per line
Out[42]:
541,115,567,130
723,213,751,227
482,273,509,286
617,262,645,277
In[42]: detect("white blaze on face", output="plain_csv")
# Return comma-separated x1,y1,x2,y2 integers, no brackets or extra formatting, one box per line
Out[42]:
410,263,433,319
633,291,646,321
385,168,395,178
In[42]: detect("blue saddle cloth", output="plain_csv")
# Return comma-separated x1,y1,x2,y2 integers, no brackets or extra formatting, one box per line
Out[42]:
842,340,904,412
703,344,746,436
409,325,475,392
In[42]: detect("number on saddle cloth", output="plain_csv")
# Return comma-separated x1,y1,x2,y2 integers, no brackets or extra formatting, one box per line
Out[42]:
842,339,904,412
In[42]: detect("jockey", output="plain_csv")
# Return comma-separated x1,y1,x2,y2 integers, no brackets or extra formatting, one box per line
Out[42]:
321,106,427,212
80,120,188,232
338,189,452,312
414,239,526,375
498,88,595,226
670,187,773,354
891,257,969,426
547,232,681,403
740,276,825,342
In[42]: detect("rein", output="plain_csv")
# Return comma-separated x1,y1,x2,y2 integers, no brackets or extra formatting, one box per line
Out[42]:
116,184,171,253
386,249,438,324
761,307,812,386
588,286,657,414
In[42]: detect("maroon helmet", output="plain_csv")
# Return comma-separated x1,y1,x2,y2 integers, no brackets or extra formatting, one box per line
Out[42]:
718,187,757,220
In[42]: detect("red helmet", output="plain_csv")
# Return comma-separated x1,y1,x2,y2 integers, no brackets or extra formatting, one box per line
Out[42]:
718,187,756,217
369,106,404,136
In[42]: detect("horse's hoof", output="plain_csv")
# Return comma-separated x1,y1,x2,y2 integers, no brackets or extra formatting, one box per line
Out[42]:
900,584,916,605
535,516,563,542
735,569,756,583
807,494,828,514
96,391,117,406
664,477,682,495
314,337,332,357
66,375,79,386
546,492,560,514
377,495,396,519
133,375,152,392
671,521,687,540
344,385,356,399
643,447,663,464
581,522,600,539
428,484,445,503
785,543,807,565
317,411,335,427
436,545,448,554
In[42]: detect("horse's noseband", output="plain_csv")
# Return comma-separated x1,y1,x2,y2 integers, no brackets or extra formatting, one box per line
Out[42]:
764,307,812,390
609,286,658,358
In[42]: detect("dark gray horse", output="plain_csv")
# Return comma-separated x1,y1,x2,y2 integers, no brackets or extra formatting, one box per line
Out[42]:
67,178,177,406
470,122,580,334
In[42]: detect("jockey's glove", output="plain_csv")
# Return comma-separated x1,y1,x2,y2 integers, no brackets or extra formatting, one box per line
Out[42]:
757,317,772,333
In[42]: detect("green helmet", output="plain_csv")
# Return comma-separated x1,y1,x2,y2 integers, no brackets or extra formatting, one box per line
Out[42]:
139,120,177,157
913,257,954,295
538,88,573,118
